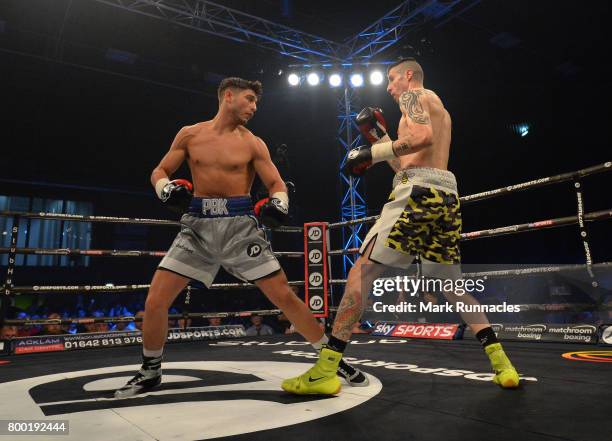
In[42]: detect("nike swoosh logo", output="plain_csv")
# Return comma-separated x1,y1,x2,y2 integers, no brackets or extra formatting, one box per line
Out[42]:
308,376,324,382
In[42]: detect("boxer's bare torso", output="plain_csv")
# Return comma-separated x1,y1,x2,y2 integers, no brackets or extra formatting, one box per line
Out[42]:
153,119,281,198
395,88,451,171
172,122,258,197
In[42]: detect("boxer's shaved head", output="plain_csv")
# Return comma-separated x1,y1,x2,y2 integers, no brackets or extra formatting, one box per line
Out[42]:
387,57,424,83
218,77,263,102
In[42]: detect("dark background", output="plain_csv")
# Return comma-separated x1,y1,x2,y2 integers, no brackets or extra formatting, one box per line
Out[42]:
1,0,611,313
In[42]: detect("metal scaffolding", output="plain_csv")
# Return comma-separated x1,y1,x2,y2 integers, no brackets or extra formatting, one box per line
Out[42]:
93,0,346,61
92,0,471,275
337,86,366,274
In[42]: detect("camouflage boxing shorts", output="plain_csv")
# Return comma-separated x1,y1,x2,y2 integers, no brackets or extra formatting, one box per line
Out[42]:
359,166,462,268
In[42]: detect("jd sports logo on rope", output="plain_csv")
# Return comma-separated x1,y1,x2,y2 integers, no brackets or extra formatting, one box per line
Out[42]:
0,361,381,440
247,243,262,257
308,227,322,241
308,249,322,263
601,326,612,344
201,198,229,216
309,295,324,309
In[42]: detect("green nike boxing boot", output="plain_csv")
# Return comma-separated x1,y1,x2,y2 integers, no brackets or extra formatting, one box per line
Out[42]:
486,343,520,388
282,347,342,395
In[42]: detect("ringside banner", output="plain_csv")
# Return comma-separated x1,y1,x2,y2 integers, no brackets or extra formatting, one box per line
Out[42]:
9,325,246,355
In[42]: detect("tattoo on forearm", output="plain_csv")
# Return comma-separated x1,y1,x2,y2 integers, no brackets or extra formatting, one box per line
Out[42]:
393,141,412,156
400,90,431,125
332,290,363,341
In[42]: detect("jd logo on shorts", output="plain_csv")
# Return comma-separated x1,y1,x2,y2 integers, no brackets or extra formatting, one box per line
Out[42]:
0,361,381,440
247,243,262,257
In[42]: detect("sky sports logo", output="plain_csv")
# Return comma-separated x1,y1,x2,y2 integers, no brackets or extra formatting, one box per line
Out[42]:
373,323,459,339
374,323,396,336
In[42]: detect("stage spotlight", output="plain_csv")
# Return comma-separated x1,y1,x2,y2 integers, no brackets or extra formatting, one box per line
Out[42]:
350,73,364,87
510,123,531,137
307,72,321,86
288,73,300,86
329,73,342,87
370,70,384,85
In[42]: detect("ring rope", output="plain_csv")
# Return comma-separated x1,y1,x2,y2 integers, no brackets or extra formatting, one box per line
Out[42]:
4,309,284,327
5,261,609,325
2,162,608,229
0,247,305,258
328,208,612,256
327,161,611,228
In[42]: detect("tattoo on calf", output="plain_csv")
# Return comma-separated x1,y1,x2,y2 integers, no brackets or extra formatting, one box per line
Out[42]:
333,291,362,341
400,90,431,125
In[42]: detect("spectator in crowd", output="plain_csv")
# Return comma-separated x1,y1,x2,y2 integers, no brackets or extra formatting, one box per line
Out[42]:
90,310,109,333
245,315,275,336
112,308,136,332
43,313,67,335
275,313,294,334
167,307,180,328
15,312,39,337
135,310,145,331
28,314,44,336
208,317,222,327
114,320,137,332
0,325,18,339
176,317,192,329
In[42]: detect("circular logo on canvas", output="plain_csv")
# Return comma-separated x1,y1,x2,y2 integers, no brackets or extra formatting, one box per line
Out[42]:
561,351,612,363
0,361,381,440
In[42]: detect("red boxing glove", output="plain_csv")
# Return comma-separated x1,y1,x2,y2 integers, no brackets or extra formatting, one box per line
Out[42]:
356,106,388,144
254,197,269,216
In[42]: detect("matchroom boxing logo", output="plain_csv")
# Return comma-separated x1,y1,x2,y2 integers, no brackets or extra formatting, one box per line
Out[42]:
0,361,381,440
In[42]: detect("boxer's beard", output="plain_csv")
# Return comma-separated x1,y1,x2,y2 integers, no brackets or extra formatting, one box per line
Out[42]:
234,108,248,126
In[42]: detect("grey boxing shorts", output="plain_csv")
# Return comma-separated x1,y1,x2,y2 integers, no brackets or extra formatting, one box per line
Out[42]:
158,196,280,287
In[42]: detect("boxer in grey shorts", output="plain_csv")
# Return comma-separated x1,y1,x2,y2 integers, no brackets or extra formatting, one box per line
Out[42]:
159,196,280,287
115,76,367,399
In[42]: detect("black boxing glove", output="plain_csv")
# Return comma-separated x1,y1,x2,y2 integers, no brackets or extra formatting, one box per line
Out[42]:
356,107,389,144
343,146,373,177
344,141,397,177
155,178,193,213
254,192,289,228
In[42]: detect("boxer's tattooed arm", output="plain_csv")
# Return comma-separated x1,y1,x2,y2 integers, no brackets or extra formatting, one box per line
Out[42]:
332,290,364,341
392,140,413,156
399,90,431,125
